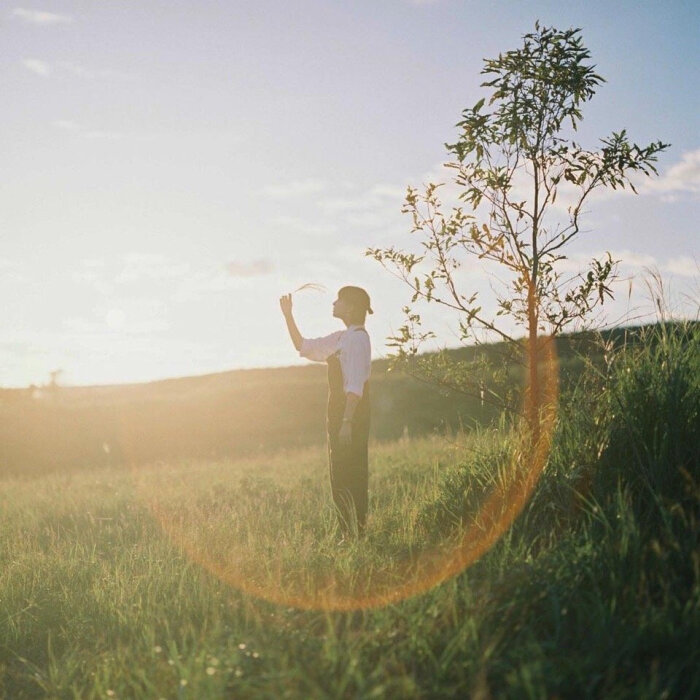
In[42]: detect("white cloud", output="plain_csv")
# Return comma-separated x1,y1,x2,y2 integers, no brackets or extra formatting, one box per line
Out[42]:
0,259,25,282
261,179,327,198
269,215,338,238
51,120,123,140
52,119,81,131
84,130,123,140
173,269,248,302
642,148,700,198
553,250,700,281
344,208,401,231
663,255,698,278
554,249,657,274
22,58,131,82
116,254,190,284
70,259,114,294
612,250,659,269
81,258,106,269
56,61,94,78
12,8,73,24
56,61,133,80
369,183,406,199
319,182,405,214
21,58,51,76
264,181,406,251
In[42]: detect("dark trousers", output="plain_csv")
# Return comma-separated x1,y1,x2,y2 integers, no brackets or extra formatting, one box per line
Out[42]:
326,350,370,536
328,436,368,535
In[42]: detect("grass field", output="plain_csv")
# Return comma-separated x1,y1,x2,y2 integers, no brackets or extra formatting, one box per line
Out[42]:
1,322,698,698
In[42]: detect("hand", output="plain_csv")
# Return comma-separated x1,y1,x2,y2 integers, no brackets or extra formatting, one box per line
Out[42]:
279,293,293,317
339,421,352,447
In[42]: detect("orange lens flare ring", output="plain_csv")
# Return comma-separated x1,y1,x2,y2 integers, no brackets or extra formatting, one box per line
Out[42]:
125,336,558,611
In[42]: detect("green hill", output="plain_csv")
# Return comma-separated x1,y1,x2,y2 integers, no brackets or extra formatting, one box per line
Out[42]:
0,325,670,476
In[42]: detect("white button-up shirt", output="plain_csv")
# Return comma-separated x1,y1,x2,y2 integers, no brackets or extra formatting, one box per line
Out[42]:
299,325,371,397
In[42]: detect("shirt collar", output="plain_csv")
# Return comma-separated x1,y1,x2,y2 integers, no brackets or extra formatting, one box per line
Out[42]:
347,324,365,331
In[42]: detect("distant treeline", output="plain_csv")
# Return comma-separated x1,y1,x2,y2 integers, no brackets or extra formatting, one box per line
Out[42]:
0,326,662,476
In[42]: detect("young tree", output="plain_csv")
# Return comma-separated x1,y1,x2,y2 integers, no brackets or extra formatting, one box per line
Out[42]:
367,23,668,436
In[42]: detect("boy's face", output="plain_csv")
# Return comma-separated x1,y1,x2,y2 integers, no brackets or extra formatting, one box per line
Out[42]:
332,296,353,319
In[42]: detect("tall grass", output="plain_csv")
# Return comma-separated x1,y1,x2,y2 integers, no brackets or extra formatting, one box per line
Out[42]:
1,322,697,698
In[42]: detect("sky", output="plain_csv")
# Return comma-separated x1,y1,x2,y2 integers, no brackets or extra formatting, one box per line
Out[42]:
1,0,698,387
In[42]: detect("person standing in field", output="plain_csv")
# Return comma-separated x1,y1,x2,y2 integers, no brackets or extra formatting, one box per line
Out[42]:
280,286,372,538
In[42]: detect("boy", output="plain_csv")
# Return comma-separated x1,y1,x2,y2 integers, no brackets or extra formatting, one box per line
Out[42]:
280,286,372,537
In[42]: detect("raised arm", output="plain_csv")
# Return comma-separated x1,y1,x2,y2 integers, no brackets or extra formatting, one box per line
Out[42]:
279,294,302,351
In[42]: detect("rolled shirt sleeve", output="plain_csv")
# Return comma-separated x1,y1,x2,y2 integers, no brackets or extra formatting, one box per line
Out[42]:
299,331,343,362
340,330,371,397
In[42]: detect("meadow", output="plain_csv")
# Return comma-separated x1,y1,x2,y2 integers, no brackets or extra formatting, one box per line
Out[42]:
1,322,698,698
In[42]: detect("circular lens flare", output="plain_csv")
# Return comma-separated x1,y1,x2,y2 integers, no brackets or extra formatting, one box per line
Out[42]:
122,335,558,611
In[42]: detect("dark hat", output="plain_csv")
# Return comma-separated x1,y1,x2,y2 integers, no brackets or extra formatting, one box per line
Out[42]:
338,286,373,315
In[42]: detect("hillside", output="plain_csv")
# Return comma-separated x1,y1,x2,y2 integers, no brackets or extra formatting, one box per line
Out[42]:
0,326,660,476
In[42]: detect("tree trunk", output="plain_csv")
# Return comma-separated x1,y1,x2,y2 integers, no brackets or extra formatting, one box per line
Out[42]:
529,160,541,443
527,280,540,443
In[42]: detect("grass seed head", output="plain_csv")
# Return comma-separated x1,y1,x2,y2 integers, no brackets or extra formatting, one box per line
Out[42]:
292,283,326,295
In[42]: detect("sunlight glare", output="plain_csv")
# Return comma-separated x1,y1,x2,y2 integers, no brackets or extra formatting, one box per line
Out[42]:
105,308,126,330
